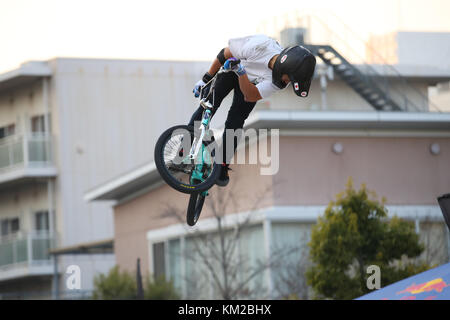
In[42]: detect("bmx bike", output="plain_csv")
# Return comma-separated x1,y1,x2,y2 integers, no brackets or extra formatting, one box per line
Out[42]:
154,60,241,226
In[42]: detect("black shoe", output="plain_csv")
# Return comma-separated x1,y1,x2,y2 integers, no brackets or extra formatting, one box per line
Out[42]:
216,164,231,187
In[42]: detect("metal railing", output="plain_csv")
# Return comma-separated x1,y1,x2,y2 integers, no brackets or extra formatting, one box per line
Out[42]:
0,133,54,173
0,290,93,300
281,12,443,112
0,231,56,269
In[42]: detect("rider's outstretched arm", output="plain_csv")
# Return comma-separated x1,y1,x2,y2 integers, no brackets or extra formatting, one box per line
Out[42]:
207,47,233,77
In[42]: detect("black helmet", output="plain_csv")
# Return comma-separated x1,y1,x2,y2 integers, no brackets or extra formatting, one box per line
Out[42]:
272,45,316,97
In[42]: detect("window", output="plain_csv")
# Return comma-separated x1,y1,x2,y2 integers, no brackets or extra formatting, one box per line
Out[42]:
151,239,182,293
0,124,15,139
1,220,8,236
0,217,20,237
35,211,49,231
419,220,449,266
31,114,51,133
152,242,165,280
31,115,45,133
168,239,182,292
10,218,19,233
270,222,313,299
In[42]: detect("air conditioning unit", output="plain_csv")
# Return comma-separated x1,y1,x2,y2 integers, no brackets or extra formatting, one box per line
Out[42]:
280,28,308,47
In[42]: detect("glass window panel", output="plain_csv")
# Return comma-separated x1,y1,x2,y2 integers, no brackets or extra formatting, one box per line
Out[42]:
153,242,165,280
1,220,9,236
28,139,47,162
31,115,45,133
419,221,449,266
6,124,15,136
183,224,266,299
184,235,212,300
0,124,14,139
35,211,49,231
0,143,10,169
237,224,266,298
10,218,19,233
11,140,23,165
32,238,51,261
0,240,13,266
168,239,181,293
270,222,313,299
16,238,28,263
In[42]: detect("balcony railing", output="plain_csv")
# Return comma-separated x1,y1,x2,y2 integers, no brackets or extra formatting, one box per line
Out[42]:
0,133,56,182
0,231,56,270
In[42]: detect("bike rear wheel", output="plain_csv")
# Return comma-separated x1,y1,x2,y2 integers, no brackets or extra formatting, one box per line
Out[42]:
186,192,206,226
154,125,221,194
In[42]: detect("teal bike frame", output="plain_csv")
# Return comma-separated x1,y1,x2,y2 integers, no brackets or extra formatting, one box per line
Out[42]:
188,108,213,197
185,66,232,196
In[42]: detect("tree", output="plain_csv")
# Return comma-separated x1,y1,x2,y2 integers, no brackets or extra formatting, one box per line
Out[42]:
306,178,430,300
92,266,137,300
144,275,180,300
271,237,311,300
162,175,280,300
92,265,180,300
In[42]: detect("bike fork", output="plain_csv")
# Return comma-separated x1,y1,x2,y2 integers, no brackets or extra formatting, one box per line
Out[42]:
189,108,212,161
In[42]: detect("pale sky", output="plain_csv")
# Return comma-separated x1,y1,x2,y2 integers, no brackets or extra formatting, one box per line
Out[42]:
1,0,449,73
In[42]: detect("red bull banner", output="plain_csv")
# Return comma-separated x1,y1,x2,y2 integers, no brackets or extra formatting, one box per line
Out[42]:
357,263,450,300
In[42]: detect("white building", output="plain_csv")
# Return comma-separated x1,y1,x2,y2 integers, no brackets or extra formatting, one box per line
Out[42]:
0,58,211,298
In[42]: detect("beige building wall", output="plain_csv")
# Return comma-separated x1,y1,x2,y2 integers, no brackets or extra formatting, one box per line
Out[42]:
114,169,273,275
0,183,49,233
112,134,450,274
274,136,450,206
0,81,46,131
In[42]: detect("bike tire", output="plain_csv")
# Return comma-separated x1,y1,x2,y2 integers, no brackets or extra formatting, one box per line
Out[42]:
154,125,221,194
186,192,206,226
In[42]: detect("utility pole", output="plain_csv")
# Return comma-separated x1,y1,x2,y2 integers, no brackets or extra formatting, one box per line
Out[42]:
136,258,144,300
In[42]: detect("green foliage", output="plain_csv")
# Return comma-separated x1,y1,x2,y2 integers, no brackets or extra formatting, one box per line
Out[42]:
306,178,431,300
92,266,180,300
144,275,180,300
92,266,137,300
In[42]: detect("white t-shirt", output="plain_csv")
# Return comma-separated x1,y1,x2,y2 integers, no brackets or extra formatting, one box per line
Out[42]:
228,35,283,99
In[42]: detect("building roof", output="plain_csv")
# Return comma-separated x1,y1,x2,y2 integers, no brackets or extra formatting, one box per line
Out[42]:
49,238,114,255
245,110,450,131
0,61,52,93
84,110,450,202
84,162,161,203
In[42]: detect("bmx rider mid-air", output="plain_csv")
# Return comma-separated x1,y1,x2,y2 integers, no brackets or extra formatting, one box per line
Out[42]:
189,34,317,187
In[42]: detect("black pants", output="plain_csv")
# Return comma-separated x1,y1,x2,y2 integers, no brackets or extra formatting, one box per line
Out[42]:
188,72,257,164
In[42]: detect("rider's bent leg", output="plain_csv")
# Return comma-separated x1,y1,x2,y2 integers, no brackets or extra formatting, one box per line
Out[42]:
216,82,257,187
221,84,257,165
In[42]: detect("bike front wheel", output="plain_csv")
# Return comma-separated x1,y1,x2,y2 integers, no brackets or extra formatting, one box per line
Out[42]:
154,125,221,194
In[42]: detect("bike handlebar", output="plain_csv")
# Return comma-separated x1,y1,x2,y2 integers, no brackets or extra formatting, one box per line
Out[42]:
228,58,241,67
199,58,242,104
